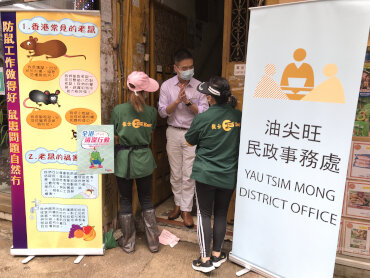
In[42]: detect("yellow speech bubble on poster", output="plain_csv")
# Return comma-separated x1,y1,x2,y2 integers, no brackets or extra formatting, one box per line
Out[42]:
23,61,60,81
65,108,97,125
26,109,62,129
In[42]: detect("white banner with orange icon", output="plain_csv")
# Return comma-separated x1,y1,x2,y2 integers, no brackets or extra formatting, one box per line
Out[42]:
2,10,103,256
231,1,370,278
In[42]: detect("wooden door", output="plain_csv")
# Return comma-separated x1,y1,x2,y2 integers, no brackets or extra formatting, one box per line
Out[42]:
148,1,188,206
114,0,187,214
115,0,151,215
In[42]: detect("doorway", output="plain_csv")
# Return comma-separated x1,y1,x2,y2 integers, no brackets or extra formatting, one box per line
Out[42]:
149,0,225,208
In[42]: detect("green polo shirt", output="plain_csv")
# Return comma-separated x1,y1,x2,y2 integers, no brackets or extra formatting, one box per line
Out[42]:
110,102,157,178
185,104,242,189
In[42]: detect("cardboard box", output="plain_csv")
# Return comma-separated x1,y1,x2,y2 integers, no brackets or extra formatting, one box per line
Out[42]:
342,218,370,259
347,142,370,180
343,180,370,220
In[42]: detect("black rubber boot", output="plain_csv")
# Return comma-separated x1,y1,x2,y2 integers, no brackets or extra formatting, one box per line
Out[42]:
118,213,136,253
142,209,160,253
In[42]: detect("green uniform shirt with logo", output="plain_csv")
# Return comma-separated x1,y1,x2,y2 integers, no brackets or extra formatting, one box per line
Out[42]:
185,104,242,190
110,102,157,178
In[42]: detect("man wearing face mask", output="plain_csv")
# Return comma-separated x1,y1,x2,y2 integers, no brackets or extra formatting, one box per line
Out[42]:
158,49,209,228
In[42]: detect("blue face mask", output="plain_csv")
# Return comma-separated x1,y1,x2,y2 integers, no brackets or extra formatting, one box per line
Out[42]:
179,68,194,81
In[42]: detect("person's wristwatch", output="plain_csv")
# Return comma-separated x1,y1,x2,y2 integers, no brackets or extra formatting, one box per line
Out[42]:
185,100,192,107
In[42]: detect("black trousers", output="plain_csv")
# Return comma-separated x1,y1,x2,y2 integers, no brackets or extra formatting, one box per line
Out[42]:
116,174,154,214
195,181,234,258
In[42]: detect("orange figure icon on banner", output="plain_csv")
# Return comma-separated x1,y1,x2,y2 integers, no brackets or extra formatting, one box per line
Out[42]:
302,64,345,104
254,64,289,100
280,48,314,100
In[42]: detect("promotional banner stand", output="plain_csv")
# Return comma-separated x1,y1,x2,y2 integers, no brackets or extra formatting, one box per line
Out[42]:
230,1,370,278
21,254,35,264
229,253,280,278
1,9,105,263
236,268,250,277
234,262,251,277
74,255,84,264
10,244,105,264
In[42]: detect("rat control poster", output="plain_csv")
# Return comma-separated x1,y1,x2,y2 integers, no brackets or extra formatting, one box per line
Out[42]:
1,11,103,255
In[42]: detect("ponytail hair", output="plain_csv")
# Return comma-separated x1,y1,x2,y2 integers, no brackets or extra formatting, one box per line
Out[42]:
128,90,146,112
228,95,237,108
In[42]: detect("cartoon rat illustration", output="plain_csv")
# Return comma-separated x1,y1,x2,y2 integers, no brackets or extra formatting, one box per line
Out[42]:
23,89,61,109
20,36,86,60
89,149,104,169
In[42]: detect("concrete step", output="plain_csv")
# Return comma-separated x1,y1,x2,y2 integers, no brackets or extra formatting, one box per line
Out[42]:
154,197,233,246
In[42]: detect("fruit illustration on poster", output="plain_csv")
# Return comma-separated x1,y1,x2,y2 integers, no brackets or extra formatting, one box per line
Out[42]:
68,224,96,241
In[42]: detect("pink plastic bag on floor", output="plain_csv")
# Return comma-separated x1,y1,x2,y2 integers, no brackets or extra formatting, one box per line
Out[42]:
159,229,180,248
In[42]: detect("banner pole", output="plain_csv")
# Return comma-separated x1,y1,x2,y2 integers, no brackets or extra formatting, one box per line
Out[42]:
229,252,282,278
